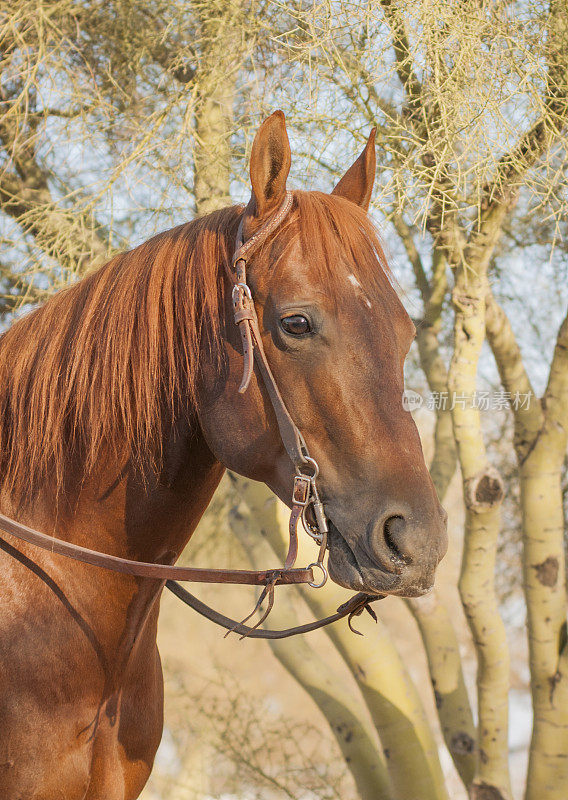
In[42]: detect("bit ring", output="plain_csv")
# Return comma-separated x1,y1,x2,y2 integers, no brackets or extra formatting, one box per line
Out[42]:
297,456,319,480
308,562,328,589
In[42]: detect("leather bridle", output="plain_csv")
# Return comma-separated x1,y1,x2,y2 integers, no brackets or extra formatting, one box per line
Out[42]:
231,192,329,586
0,193,382,638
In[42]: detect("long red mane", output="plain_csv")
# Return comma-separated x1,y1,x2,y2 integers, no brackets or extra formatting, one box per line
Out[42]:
0,192,388,507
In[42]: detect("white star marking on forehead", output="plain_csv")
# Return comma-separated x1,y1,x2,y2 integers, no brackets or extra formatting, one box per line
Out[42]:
347,273,372,308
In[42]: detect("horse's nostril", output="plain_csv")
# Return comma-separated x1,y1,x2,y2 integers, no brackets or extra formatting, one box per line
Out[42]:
383,515,412,566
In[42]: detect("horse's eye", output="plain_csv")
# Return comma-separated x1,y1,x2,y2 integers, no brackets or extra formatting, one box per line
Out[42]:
281,314,312,336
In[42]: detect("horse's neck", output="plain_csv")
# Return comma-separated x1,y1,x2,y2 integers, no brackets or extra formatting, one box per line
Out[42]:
3,420,224,661
121,423,225,565
95,422,224,668
84,422,224,575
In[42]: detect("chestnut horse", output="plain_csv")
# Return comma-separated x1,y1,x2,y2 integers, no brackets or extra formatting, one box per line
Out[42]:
0,112,447,799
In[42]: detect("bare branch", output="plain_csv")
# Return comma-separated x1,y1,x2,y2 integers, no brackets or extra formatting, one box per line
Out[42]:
469,0,568,266
392,212,430,302
485,287,544,463
544,307,568,436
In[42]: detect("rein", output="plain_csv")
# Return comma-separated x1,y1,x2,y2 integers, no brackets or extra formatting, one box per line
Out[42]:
0,194,382,638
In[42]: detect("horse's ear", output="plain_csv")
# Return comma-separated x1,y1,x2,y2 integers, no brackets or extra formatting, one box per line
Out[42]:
332,129,376,211
247,110,291,222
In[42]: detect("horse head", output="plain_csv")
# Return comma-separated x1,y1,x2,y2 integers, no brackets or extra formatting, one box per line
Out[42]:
198,111,448,597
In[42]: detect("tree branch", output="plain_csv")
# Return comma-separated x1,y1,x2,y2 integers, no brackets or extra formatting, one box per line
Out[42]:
391,211,457,497
544,307,568,437
0,107,111,274
406,593,477,790
468,0,568,266
392,212,431,302
485,287,544,463
379,0,464,264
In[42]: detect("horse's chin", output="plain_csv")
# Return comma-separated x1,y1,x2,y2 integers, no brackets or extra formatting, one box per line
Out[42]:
326,521,433,598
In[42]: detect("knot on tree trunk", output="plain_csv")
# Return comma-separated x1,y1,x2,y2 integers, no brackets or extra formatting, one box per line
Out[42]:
470,782,507,800
464,467,505,512
450,730,475,756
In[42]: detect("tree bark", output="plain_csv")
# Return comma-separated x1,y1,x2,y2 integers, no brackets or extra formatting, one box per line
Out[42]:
393,213,476,790
486,291,568,799
227,479,394,800
230,476,451,800
192,0,251,216
449,269,511,800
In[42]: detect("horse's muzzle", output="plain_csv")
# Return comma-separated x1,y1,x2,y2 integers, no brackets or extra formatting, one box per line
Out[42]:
326,510,447,597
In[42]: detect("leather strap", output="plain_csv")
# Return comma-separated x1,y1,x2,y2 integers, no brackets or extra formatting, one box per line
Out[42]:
0,510,384,640
0,511,312,585
232,192,310,470
234,192,294,270
285,505,301,569
232,291,310,470
166,579,383,639
230,193,329,591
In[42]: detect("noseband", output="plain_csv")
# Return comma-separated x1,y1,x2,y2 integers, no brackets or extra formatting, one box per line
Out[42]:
0,194,381,638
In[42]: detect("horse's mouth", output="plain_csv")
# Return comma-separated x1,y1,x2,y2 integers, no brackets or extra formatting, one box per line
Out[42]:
326,521,433,598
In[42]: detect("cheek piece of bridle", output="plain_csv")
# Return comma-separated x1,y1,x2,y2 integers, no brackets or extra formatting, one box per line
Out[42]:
0,192,381,639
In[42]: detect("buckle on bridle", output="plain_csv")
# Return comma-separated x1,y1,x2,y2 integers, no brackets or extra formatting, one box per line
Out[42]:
232,282,252,307
293,457,329,547
292,474,311,507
